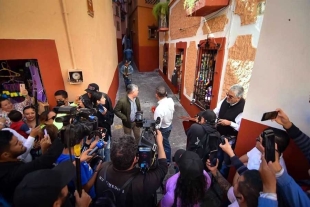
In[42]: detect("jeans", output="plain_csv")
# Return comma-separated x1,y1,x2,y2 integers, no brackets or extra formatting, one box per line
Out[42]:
99,136,111,162
217,137,236,178
160,125,172,163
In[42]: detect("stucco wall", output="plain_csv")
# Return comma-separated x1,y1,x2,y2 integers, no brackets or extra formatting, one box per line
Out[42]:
161,0,265,105
0,0,118,101
221,35,256,99
184,41,197,98
169,0,201,40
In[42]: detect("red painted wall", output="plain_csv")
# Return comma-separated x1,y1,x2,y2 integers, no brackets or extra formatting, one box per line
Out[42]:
0,39,64,108
107,66,119,106
138,46,159,72
116,38,123,63
228,119,310,182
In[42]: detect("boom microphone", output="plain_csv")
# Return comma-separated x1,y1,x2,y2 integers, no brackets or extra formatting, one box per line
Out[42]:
88,140,105,156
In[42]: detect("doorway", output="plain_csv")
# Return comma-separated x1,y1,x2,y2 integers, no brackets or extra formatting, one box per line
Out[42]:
175,49,184,100
163,43,168,76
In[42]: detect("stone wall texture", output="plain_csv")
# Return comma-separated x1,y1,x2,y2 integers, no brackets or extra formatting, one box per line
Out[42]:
168,43,176,79
159,44,163,71
184,41,197,97
159,32,164,42
235,0,266,25
221,35,256,99
170,0,201,40
202,14,229,34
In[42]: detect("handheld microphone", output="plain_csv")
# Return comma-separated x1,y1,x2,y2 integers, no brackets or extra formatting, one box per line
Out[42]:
88,140,105,156
155,117,161,130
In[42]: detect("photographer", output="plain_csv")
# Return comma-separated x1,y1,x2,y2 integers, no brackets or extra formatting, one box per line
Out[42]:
95,130,168,207
186,110,220,164
273,108,310,164
56,124,102,199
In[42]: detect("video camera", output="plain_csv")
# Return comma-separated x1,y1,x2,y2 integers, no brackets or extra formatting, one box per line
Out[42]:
135,111,161,174
54,106,103,149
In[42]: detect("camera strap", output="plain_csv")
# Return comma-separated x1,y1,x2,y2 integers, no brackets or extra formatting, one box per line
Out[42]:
102,163,138,204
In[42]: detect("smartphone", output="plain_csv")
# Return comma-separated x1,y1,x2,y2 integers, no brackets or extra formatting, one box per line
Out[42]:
19,84,26,92
44,129,48,136
262,129,276,163
208,150,218,167
138,147,152,169
261,111,278,121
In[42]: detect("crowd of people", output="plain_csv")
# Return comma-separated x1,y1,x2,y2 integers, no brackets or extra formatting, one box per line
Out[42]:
0,81,309,207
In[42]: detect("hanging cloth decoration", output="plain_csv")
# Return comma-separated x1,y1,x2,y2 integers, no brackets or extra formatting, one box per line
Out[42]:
29,64,47,103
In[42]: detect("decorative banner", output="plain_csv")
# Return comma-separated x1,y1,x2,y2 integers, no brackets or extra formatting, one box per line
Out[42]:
87,0,94,17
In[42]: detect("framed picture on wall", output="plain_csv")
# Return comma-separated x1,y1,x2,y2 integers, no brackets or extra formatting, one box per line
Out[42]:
68,70,83,84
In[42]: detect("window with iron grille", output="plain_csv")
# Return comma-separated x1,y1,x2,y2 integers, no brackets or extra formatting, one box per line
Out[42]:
193,39,220,110
115,6,120,16
117,21,120,31
145,0,159,5
148,26,157,39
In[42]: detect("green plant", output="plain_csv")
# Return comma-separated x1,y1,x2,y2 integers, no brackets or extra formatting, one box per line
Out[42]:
152,2,169,20
184,0,198,13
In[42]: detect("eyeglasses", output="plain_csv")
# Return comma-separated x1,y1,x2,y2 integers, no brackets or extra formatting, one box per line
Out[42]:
226,92,234,99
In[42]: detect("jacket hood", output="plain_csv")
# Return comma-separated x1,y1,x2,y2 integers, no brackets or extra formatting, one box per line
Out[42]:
201,123,217,134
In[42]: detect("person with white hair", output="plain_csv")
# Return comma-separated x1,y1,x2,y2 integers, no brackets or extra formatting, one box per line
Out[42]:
213,84,246,178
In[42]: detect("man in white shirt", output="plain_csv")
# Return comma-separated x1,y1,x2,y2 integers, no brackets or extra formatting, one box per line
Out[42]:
213,84,245,178
213,84,245,136
154,86,175,164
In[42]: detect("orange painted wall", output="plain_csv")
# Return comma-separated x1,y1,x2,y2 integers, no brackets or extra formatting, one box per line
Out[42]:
136,7,159,71
0,39,64,108
228,119,310,182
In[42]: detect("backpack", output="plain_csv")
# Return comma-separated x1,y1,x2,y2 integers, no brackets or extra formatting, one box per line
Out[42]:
193,130,221,164
94,164,136,207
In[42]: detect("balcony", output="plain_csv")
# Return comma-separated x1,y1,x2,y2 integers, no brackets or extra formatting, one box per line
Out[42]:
185,0,230,17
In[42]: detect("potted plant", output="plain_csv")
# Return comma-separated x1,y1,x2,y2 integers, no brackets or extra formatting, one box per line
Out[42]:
184,0,229,16
152,1,169,32
184,0,198,14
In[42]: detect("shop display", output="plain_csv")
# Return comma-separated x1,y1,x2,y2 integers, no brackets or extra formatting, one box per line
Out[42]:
0,60,47,104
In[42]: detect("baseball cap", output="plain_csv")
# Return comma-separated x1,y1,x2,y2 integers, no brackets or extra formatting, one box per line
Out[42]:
14,160,75,207
178,151,203,179
196,111,204,117
201,109,216,123
174,149,186,164
85,83,99,93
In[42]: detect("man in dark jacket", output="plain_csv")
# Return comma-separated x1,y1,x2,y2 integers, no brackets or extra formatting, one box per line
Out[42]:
114,84,141,143
0,130,64,203
186,110,220,161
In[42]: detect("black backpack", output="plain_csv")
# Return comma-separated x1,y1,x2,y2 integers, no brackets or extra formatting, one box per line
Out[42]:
94,164,136,207
193,130,221,164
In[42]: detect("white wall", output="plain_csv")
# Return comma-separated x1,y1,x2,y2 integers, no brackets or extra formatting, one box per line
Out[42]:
162,0,265,103
243,0,310,134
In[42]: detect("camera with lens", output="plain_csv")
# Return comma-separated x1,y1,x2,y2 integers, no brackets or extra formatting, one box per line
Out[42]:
54,106,104,151
135,111,161,174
